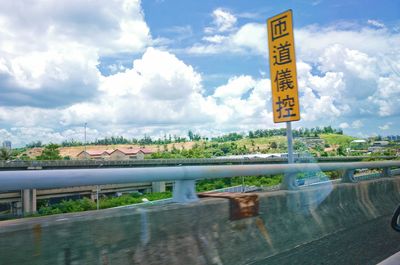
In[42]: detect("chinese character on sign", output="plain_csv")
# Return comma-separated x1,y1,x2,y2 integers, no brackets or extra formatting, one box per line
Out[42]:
273,41,292,65
275,68,294,92
270,15,289,41
267,10,300,123
276,95,296,118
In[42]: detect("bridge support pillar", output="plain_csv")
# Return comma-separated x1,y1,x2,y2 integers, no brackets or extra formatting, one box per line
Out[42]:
341,169,356,183
11,201,22,216
152,182,166,193
383,168,392,178
22,189,36,215
172,180,198,203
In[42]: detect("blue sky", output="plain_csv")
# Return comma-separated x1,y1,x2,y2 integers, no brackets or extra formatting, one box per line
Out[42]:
0,0,399,146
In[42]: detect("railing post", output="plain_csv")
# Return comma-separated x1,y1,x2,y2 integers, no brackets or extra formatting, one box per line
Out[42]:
22,189,36,215
172,180,198,203
341,169,356,183
382,168,392,178
152,181,166,193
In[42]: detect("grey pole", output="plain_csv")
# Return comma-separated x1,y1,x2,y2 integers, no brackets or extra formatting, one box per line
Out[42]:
84,122,87,154
286,121,294,163
96,185,99,210
283,121,296,189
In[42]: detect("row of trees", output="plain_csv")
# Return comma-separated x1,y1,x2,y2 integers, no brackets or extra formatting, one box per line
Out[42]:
24,126,344,149
248,126,343,139
150,142,251,159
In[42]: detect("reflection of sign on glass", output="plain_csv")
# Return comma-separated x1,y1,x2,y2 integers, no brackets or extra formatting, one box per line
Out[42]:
267,10,300,123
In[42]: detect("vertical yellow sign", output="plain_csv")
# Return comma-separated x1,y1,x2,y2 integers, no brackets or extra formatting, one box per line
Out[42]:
267,10,300,123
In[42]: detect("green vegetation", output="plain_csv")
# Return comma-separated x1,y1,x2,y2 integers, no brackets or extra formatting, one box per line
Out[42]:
150,142,251,159
0,148,12,161
17,126,398,161
197,175,282,192
320,133,357,147
32,175,285,217
36,192,172,216
36,144,62,160
248,126,343,138
0,148,23,161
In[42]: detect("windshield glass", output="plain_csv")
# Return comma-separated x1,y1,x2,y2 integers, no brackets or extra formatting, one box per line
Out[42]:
0,1,399,265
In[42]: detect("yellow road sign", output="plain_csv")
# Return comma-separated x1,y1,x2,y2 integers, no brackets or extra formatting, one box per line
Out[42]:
267,9,300,123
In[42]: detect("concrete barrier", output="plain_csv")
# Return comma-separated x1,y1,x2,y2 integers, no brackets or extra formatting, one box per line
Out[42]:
1,177,400,265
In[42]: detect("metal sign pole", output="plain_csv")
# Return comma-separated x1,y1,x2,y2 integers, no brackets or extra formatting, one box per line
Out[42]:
266,10,300,190
286,121,294,164
282,121,296,190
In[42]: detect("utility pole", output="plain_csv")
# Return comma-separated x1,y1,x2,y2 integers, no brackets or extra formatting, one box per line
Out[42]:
84,122,87,156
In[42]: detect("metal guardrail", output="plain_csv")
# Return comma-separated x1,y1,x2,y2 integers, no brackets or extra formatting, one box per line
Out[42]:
0,156,397,170
0,161,399,203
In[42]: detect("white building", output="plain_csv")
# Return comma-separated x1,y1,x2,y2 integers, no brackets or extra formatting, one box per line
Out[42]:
2,141,11,150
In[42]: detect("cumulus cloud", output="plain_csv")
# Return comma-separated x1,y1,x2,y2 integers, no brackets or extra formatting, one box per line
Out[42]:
186,15,400,134
0,47,276,145
62,48,273,129
379,122,392,130
187,23,266,55
352,120,364,129
205,8,237,34
1,3,400,145
0,0,150,107
367,19,385,29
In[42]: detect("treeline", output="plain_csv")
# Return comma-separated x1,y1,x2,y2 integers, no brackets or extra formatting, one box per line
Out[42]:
58,134,187,147
25,126,343,148
150,142,251,159
248,126,343,138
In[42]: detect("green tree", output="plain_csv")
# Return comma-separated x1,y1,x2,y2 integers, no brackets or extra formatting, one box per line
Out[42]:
36,144,62,160
337,145,346,156
0,148,12,161
188,130,194,141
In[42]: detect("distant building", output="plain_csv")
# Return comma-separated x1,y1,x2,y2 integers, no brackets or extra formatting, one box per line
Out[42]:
368,146,385,153
298,137,325,148
2,140,11,150
216,154,284,159
76,147,153,160
216,153,304,159
372,141,389,147
76,150,113,160
349,140,368,151
387,135,400,141
109,148,153,160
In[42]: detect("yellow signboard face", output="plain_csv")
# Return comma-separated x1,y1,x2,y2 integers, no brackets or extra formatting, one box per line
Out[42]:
267,10,300,123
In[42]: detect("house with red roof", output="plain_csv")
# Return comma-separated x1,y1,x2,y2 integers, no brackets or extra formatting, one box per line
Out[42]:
109,147,153,160
76,147,153,160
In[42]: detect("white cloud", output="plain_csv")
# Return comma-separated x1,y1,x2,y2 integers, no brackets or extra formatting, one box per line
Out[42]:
0,0,150,107
368,75,400,116
352,120,364,129
367,19,385,29
379,122,392,130
0,47,277,145
187,23,266,55
1,3,400,146
205,8,237,34
203,35,227,44
213,75,255,99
